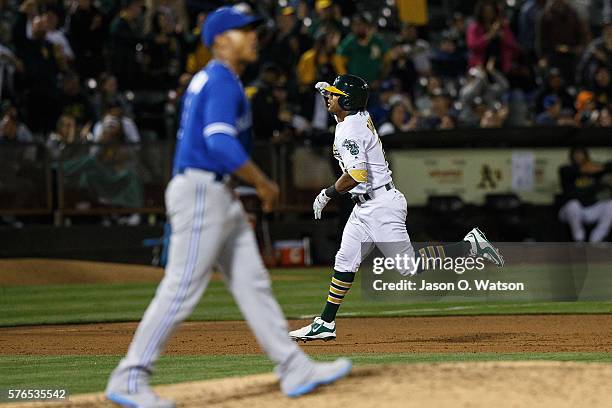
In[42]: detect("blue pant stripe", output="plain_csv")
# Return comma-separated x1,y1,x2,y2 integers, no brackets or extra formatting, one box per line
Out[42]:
129,184,206,392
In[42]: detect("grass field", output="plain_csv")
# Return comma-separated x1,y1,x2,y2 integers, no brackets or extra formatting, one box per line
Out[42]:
1,267,611,398
2,353,612,396
1,267,611,327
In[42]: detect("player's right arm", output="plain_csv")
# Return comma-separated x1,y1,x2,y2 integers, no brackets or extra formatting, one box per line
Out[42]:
312,168,364,220
203,76,279,211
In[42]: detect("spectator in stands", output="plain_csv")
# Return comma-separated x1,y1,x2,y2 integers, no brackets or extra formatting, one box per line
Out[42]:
59,71,94,127
378,100,412,136
503,52,535,125
458,96,487,128
165,71,190,126
336,14,390,84
578,20,612,86
392,22,432,77
295,27,343,132
146,7,184,89
0,0,17,41
308,0,345,39
39,0,65,21
92,73,134,119
412,88,456,130
297,27,342,88
466,0,519,75
574,90,599,126
68,0,106,79
538,0,589,84
447,12,467,53
413,75,452,113
12,0,36,48
185,12,210,74
92,99,140,143
97,114,123,144
591,65,612,108
430,30,467,79
597,106,612,126
143,0,188,37
518,0,546,65
46,114,83,159
0,103,33,142
368,78,403,126
535,95,562,125
458,62,509,127
479,103,509,128
66,109,144,215
267,6,310,77
0,40,24,101
109,0,146,90
251,69,295,141
16,14,63,133
559,146,612,242
387,37,418,97
533,67,575,114
558,107,578,126
44,8,74,62
587,1,612,35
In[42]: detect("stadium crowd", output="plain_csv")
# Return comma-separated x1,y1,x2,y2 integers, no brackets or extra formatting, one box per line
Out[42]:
0,0,610,145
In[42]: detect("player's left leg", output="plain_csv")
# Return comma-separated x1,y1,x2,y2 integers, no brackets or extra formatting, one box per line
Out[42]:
368,189,503,274
289,207,372,341
217,200,351,396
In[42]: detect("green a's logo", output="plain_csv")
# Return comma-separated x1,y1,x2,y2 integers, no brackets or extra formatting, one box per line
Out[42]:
342,139,360,156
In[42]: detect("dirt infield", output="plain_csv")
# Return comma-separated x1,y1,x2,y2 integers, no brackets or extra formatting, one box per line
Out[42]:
1,259,611,355
1,314,611,355
3,362,612,408
0,259,165,285
0,259,307,286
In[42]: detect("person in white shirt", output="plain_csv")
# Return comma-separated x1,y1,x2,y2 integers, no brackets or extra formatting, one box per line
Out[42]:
289,75,505,342
44,9,75,61
92,99,140,143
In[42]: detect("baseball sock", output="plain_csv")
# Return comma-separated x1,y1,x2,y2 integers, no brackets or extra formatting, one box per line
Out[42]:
320,271,354,323
415,241,471,273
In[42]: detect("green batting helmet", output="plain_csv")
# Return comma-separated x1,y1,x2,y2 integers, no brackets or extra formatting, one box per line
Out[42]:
324,74,369,111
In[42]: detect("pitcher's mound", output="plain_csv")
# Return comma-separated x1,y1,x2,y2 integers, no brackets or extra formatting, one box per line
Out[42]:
4,361,612,408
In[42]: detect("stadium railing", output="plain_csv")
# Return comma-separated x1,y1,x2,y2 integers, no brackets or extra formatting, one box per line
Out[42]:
0,127,610,224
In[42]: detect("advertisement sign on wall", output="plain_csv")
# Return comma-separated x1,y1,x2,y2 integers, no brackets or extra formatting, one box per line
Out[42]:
389,148,612,205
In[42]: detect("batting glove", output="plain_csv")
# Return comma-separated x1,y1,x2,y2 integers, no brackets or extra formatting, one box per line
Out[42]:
315,81,331,97
313,189,332,220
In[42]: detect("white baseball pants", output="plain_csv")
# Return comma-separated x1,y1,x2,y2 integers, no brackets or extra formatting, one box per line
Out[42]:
559,198,612,242
334,188,416,275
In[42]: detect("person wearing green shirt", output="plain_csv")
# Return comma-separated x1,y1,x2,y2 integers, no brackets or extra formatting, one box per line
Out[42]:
336,15,391,84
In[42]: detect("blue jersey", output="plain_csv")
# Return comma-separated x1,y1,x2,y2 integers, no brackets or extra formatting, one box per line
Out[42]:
173,60,252,175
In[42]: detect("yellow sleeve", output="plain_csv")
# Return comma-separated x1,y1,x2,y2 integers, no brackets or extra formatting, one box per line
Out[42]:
297,50,316,86
334,55,348,75
348,169,368,183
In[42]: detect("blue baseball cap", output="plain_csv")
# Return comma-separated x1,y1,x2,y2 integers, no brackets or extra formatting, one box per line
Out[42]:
543,94,560,109
202,5,263,47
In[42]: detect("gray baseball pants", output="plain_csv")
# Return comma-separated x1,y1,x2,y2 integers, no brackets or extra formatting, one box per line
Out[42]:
113,169,305,392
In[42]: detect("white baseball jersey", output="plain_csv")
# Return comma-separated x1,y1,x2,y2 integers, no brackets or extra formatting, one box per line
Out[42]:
329,110,416,275
332,111,392,195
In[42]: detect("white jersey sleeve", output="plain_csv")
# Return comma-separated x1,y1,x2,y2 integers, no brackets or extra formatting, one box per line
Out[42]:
336,127,368,181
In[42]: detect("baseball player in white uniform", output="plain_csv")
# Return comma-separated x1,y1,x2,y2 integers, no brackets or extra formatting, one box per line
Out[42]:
289,74,505,342
105,6,351,408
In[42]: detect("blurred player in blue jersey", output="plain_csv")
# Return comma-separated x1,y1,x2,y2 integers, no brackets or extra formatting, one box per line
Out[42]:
105,5,351,408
